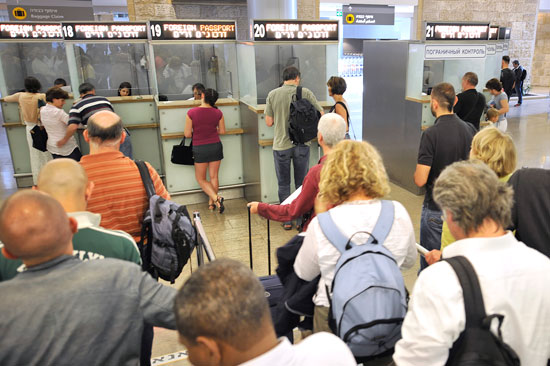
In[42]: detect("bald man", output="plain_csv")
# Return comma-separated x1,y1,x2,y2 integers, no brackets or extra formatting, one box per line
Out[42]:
80,110,169,241
0,190,176,365
0,159,140,281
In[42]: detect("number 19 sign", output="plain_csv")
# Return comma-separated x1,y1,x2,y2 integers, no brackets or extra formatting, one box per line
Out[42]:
252,20,339,41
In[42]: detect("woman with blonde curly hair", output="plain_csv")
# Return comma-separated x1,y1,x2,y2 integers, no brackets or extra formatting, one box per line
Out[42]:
294,140,417,334
426,126,517,265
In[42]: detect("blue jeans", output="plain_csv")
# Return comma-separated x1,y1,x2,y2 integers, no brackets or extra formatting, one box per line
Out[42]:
120,128,133,159
273,145,310,203
420,205,443,271
514,82,523,104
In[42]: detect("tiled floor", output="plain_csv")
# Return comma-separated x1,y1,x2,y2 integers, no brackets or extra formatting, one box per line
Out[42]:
1,97,549,366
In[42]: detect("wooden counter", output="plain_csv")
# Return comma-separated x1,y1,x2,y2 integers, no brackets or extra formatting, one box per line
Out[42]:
406,96,431,104
161,128,244,140
108,95,154,104
157,98,239,110
248,100,335,114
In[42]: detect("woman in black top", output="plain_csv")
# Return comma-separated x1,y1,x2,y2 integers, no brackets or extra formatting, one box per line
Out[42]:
327,76,351,139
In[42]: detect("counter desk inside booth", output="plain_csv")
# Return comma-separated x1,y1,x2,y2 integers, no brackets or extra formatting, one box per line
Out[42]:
1,95,161,188
158,97,245,194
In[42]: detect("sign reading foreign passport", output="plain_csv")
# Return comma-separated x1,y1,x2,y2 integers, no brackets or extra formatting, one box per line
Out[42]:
0,22,62,39
149,21,237,41
61,22,148,40
252,20,339,41
425,23,490,41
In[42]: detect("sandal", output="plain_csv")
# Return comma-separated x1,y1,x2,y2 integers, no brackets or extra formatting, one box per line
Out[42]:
208,204,216,211
217,196,225,214
283,222,293,230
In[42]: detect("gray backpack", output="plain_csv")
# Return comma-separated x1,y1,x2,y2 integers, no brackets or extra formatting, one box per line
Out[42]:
317,200,408,361
136,161,195,283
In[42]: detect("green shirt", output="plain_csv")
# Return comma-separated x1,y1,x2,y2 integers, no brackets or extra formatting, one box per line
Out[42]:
0,211,141,282
265,84,323,151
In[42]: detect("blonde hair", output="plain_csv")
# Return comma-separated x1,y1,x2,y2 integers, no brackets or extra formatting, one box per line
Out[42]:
486,108,499,121
318,140,390,205
470,127,516,178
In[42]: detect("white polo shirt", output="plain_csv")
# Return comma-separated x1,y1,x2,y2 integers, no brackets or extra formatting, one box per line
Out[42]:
239,333,356,366
294,200,417,307
40,103,78,156
393,232,550,366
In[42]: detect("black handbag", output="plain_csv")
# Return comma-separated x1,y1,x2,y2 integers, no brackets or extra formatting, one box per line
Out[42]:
30,124,48,152
171,138,194,165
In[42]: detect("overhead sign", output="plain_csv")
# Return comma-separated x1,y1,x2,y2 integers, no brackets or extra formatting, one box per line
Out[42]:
425,44,487,59
498,27,511,40
7,0,93,21
486,44,496,55
343,5,395,26
496,43,504,52
149,21,236,41
425,23,489,41
61,22,148,40
252,20,339,41
489,26,499,40
0,22,63,39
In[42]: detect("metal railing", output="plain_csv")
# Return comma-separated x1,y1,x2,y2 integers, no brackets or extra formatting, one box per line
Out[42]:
193,211,216,266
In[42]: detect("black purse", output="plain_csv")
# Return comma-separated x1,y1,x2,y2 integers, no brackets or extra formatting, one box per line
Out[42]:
30,124,48,152
171,138,194,165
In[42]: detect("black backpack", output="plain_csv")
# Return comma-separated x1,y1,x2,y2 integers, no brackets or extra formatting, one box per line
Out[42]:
288,86,321,144
136,160,195,283
445,256,520,366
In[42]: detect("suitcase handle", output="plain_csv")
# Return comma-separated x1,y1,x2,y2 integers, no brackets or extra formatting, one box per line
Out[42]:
247,206,272,275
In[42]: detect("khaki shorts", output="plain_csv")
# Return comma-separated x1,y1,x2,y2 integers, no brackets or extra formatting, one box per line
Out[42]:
313,306,332,334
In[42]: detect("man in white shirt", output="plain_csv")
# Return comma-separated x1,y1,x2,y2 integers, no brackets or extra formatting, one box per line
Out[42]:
174,259,356,366
393,161,550,366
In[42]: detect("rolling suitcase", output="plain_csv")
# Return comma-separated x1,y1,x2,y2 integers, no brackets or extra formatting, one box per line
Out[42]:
247,207,284,309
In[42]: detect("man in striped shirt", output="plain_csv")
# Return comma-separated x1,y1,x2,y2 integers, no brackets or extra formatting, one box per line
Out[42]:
80,110,169,242
58,82,133,158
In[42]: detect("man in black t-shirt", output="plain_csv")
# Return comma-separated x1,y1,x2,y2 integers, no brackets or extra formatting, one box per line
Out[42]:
508,168,550,258
414,83,476,270
500,56,515,101
454,72,486,130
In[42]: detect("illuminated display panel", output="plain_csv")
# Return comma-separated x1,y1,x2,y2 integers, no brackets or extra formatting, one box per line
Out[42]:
149,21,236,41
252,20,339,41
0,23,62,39
498,27,511,40
61,22,148,40
425,23,489,41
489,26,499,40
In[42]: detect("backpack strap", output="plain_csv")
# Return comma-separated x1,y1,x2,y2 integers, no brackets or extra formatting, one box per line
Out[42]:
444,256,487,328
317,212,349,254
317,200,395,253
368,200,394,245
135,160,155,199
296,86,302,100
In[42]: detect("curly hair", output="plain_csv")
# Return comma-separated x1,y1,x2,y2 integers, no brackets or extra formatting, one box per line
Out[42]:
470,127,516,178
318,140,390,205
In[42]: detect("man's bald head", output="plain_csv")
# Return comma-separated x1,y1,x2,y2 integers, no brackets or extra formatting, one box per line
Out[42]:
37,159,88,206
0,190,73,262
87,110,123,143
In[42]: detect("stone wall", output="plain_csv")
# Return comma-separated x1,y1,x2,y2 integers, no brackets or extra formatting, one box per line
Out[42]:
421,0,539,78
298,0,320,19
172,1,248,40
127,0,176,21
531,12,550,86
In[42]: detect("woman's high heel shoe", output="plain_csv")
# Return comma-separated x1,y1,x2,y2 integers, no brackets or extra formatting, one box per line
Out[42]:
216,196,225,214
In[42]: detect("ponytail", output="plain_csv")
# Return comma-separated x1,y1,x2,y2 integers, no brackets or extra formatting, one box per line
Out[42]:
203,88,219,108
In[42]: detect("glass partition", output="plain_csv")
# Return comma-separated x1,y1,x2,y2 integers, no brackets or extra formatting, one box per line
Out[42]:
253,44,331,104
152,43,238,101
0,42,71,95
72,42,151,96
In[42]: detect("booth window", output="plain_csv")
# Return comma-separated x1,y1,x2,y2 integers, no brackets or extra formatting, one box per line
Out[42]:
73,43,151,97
0,42,71,95
152,44,237,101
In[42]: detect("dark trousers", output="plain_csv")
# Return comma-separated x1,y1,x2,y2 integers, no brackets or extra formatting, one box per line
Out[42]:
273,145,310,203
52,147,82,162
120,128,133,159
140,323,154,366
515,82,523,104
